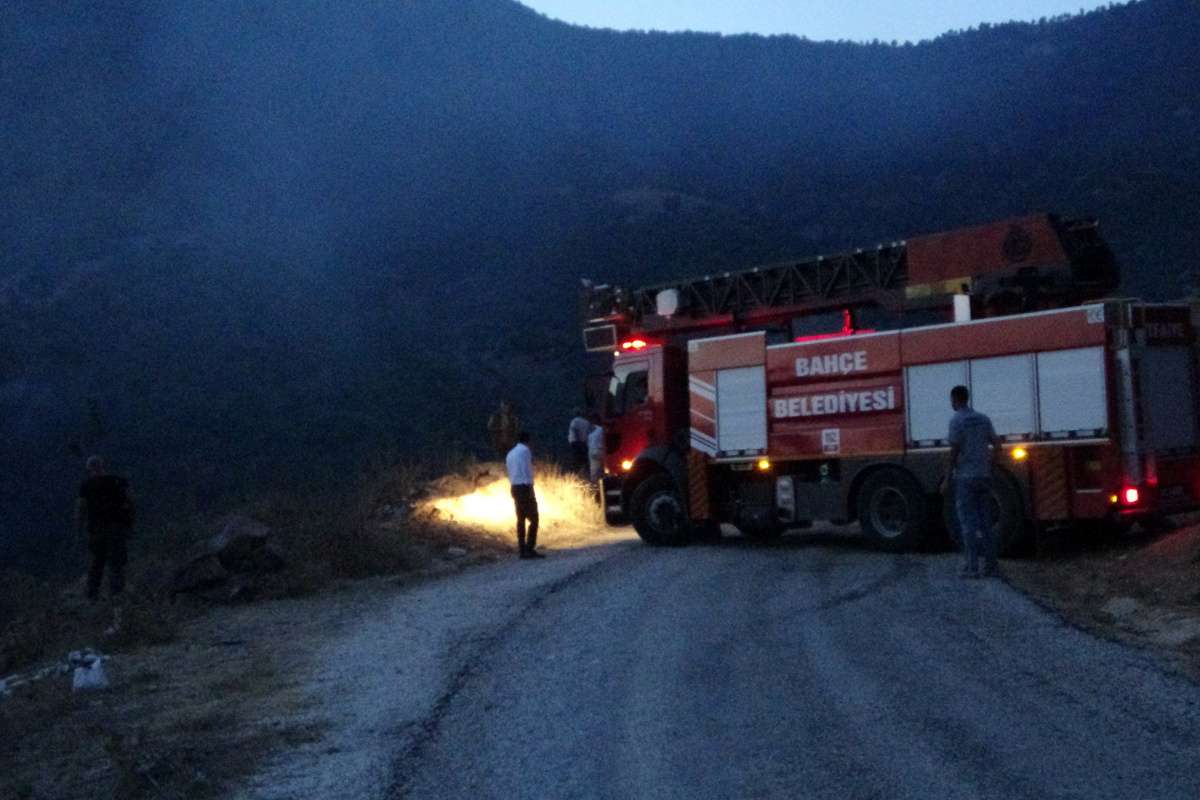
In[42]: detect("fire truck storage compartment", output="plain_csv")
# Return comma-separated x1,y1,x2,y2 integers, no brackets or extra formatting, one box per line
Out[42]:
906,346,1108,446
1036,347,1107,437
906,361,969,445
716,366,767,454
1139,346,1198,451
972,355,1037,439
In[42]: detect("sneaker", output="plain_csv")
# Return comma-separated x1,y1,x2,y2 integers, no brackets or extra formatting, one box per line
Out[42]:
526,550,546,559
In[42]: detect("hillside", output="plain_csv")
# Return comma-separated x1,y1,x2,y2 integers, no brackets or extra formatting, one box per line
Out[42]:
1,0,1198,571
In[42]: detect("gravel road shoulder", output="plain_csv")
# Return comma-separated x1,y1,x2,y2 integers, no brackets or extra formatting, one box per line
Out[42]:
1006,522,1200,680
235,530,635,799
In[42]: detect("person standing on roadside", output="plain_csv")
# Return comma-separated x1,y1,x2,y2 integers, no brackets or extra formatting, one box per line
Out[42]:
506,431,543,559
75,455,135,601
940,386,1004,578
488,400,519,460
587,415,606,485
568,407,590,475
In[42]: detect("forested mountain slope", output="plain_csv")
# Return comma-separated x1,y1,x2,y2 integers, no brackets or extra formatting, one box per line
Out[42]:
2,0,1197,571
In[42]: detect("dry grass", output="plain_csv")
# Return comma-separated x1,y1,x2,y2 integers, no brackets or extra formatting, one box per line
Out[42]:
0,454,494,676
0,572,182,677
1,454,601,686
1007,521,1200,679
0,453,606,798
418,460,605,539
245,459,431,582
0,596,330,800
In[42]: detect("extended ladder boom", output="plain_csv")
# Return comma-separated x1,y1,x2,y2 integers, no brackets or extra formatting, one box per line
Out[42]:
581,214,1118,345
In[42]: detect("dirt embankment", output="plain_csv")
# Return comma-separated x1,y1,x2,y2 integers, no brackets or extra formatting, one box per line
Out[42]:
0,462,599,799
0,550,514,800
1007,522,1200,679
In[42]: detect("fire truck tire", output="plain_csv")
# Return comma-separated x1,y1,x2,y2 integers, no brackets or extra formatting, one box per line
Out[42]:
856,469,929,552
942,472,1029,557
630,473,691,547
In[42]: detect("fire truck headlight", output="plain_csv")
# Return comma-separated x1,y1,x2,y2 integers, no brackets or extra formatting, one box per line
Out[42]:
1123,487,1140,505
757,458,771,472
1010,447,1028,462
621,459,635,472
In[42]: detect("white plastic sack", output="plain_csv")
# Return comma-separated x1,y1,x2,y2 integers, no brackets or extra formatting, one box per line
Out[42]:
72,661,110,692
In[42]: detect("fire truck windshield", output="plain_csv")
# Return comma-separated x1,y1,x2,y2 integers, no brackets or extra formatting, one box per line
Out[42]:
607,364,648,417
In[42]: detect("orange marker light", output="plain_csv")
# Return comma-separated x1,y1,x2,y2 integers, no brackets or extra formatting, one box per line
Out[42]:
1010,447,1029,462
1110,494,1120,505
621,459,635,472
757,458,771,471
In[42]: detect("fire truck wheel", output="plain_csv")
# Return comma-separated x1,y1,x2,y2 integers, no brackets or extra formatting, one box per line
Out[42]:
630,473,691,546
856,469,929,552
942,472,1029,557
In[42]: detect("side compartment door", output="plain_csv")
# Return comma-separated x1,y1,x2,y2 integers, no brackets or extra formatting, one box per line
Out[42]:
716,365,768,457
688,332,768,459
1138,345,1198,452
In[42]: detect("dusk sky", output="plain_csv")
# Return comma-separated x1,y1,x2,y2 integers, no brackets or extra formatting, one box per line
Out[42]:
519,1,1115,43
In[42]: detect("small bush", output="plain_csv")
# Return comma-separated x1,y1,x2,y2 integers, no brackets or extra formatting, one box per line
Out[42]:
108,593,179,650
0,571,58,674
249,458,430,582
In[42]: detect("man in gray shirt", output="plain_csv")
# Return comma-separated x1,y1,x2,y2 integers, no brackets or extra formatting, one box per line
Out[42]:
943,385,1003,577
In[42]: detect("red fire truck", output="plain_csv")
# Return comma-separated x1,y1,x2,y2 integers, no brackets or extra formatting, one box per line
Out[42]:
581,214,1200,553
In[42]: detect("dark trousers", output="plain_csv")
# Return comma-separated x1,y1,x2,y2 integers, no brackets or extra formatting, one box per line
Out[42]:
955,477,996,571
87,524,128,600
511,484,539,553
570,441,588,474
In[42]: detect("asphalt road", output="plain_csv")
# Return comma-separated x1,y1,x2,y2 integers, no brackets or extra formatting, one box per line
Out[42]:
391,534,1200,800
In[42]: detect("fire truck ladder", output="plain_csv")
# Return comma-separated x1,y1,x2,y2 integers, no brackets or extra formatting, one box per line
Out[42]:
582,241,909,336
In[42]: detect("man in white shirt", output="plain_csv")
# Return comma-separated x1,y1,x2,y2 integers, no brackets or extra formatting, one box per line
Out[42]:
505,431,543,559
586,417,605,484
567,408,590,475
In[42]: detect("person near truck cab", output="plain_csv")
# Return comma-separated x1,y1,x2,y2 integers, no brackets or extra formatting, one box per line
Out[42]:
488,400,520,460
506,432,543,559
942,386,1004,578
587,416,605,484
568,408,590,475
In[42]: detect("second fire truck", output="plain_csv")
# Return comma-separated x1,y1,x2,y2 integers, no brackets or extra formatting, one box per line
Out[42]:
581,214,1200,553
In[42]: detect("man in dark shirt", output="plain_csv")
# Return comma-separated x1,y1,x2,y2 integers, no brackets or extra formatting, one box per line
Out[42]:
75,455,134,601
